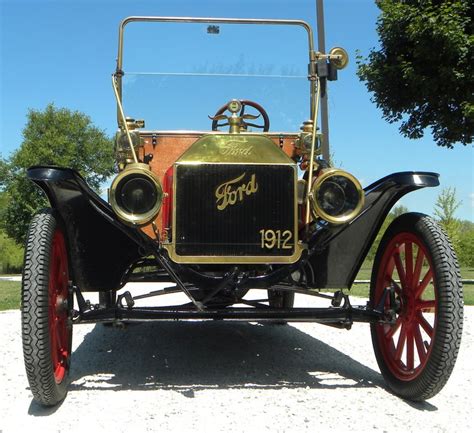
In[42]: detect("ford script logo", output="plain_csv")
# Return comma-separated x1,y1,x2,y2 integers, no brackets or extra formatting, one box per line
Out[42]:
220,143,253,156
215,173,258,211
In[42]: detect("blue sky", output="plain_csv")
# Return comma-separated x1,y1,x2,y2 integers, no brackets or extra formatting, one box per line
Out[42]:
1,0,472,220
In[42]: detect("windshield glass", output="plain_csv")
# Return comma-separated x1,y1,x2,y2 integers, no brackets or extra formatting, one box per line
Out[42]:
120,21,310,132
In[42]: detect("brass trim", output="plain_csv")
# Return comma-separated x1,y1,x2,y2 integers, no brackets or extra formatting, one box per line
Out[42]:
215,172,258,211
162,243,304,265
328,47,349,70
309,168,365,225
115,16,316,125
305,76,321,225
110,162,163,226
138,130,299,137
111,75,138,164
117,16,314,69
175,134,295,165
165,162,302,264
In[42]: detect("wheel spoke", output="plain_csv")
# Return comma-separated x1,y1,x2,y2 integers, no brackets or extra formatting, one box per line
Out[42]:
417,300,436,311
382,257,395,287
406,326,414,370
50,319,58,367
413,247,424,288
394,248,407,289
55,321,62,353
405,242,413,286
395,323,407,361
50,230,70,383
413,323,427,363
385,317,402,340
377,257,395,305
371,219,455,390
417,312,434,338
385,257,395,282
58,252,66,288
52,242,61,288
415,268,433,299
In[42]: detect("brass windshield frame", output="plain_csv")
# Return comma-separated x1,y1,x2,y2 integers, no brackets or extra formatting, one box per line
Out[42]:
115,16,317,127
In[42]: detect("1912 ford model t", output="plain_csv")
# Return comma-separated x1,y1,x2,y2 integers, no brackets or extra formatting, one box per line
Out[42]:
21,16,463,406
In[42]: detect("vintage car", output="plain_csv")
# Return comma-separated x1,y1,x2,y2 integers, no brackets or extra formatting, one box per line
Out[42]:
21,16,463,406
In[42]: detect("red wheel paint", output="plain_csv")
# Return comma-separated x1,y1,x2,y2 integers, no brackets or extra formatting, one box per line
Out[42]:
374,232,437,381
48,229,70,384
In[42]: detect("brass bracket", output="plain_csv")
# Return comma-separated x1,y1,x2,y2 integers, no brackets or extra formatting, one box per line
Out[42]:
111,74,138,164
308,50,318,81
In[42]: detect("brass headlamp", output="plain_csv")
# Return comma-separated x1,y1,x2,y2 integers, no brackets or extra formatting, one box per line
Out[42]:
110,163,163,226
309,168,364,225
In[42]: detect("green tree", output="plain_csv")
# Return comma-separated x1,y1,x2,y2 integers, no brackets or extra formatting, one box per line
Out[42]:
0,229,23,273
457,220,474,267
433,187,462,254
357,0,473,148
391,204,409,218
458,229,474,268
2,104,115,243
0,156,8,189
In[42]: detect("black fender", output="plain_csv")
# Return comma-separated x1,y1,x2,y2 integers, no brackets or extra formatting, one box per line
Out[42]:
306,171,439,289
27,166,439,293
27,166,152,291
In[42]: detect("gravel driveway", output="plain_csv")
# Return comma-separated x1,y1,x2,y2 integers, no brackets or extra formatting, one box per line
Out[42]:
1,286,472,433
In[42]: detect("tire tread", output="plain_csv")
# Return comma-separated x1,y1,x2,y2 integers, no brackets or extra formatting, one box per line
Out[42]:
21,209,69,406
370,213,463,401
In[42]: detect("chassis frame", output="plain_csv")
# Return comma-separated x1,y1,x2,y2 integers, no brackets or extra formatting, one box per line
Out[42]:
72,281,391,328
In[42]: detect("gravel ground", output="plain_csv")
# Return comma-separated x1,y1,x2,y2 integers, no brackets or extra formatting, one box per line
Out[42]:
0,285,472,433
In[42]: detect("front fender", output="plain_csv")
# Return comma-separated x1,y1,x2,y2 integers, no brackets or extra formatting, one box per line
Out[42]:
27,166,152,291
306,171,439,289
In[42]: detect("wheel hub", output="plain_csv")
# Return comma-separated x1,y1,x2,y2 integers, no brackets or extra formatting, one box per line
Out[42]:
55,295,68,314
401,290,416,323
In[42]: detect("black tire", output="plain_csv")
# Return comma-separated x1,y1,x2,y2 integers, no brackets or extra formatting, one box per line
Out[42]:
267,289,295,325
370,213,463,401
21,209,73,406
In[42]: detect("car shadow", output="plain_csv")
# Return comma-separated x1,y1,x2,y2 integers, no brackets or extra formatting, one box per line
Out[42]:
66,321,386,393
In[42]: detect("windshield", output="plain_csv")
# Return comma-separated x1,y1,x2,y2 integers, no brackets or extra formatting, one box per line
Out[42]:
119,19,312,132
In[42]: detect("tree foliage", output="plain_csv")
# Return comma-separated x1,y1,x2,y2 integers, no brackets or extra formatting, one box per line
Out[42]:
433,187,462,253
0,229,23,273
434,187,462,225
357,0,473,148
0,157,8,189
366,199,474,268
458,228,474,267
1,104,114,243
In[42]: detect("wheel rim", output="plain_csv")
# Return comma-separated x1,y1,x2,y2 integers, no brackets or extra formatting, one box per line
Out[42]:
374,232,437,381
48,229,70,384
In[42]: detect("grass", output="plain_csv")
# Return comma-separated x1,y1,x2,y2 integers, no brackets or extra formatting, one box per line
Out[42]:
346,265,474,305
1,267,473,311
0,280,21,311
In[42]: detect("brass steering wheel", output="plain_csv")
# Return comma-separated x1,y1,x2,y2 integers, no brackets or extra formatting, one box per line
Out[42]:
211,99,270,132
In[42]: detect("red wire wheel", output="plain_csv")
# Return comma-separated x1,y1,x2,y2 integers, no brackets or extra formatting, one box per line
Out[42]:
48,229,70,383
22,210,73,406
370,213,463,401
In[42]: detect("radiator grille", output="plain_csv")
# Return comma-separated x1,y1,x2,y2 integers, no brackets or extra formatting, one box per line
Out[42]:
174,164,296,257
